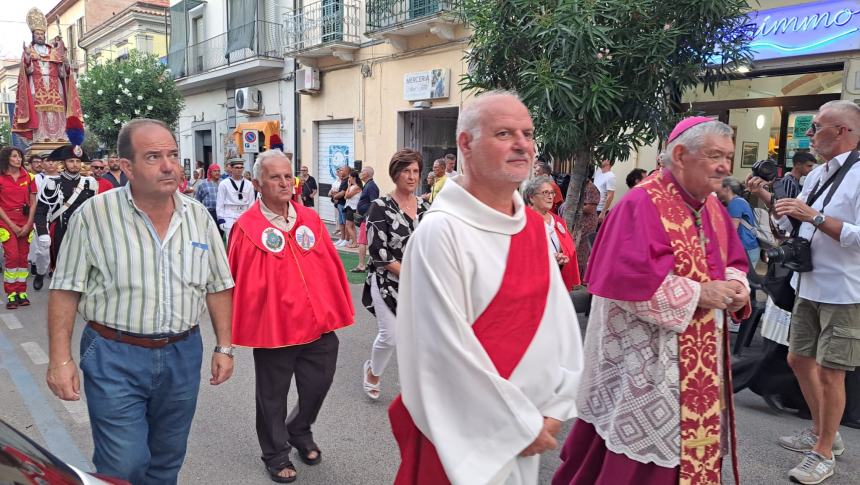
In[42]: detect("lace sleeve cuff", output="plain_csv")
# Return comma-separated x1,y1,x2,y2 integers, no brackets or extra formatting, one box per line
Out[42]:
613,274,700,333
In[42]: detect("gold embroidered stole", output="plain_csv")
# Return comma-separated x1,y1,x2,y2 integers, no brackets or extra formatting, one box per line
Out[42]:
640,173,736,485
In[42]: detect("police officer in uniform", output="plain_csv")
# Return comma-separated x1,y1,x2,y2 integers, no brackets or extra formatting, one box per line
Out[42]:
34,144,97,278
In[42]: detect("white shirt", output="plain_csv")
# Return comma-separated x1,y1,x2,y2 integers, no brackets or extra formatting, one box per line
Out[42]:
216,176,254,219
35,172,60,194
594,169,616,212
397,178,584,485
787,151,860,303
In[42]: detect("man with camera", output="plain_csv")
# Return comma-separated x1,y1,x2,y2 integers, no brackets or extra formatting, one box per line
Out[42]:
749,100,860,484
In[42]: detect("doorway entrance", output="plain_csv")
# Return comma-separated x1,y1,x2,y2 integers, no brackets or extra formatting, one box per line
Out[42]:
399,106,458,195
684,68,843,178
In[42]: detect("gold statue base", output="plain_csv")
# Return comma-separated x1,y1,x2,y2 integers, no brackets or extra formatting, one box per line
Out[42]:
27,140,67,156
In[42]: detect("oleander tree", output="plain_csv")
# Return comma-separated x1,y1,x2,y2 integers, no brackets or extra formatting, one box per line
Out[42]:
0,121,11,146
461,0,753,229
78,50,184,150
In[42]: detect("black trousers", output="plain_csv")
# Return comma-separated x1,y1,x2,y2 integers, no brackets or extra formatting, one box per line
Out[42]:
253,332,339,468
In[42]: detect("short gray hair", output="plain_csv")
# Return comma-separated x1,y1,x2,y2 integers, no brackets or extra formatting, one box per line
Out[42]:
523,175,554,205
722,177,744,196
456,89,523,141
361,166,374,177
664,120,733,167
820,100,860,134
252,150,290,182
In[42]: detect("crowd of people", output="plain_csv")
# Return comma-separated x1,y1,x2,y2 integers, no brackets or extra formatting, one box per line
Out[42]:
0,90,846,485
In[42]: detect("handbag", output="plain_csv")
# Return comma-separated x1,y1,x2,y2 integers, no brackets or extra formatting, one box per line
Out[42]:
762,261,797,312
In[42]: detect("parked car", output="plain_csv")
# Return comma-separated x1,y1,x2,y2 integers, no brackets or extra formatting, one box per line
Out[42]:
0,419,129,484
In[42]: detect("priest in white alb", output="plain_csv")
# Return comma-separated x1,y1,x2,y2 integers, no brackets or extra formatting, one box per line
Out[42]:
389,90,584,485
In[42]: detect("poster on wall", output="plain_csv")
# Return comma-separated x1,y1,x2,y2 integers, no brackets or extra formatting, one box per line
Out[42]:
404,69,451,101
327,145,351,179
741,141,759,168
793,114,814,137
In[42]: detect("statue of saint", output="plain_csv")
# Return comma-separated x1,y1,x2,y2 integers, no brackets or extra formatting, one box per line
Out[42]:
13,8,83,145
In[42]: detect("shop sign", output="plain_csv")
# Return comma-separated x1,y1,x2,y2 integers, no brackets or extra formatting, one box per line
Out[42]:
793,114,814,137
748,0,860,61
242,129,259,154
404,69,450,101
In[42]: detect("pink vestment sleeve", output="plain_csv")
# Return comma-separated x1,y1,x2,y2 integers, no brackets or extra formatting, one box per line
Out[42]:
585,188,676,301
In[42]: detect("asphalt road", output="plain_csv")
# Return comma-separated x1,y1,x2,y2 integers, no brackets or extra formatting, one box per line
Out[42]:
1,280,859,484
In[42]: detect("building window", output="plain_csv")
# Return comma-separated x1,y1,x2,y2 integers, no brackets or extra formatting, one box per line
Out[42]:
137,34,154,53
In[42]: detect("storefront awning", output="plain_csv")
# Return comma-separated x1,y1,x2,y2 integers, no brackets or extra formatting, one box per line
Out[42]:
233,120,281,155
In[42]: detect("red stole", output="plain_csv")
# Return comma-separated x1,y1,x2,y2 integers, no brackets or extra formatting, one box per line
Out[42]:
550,212,581,290
388,208,551,484
228,201,354,347
639,173,740,485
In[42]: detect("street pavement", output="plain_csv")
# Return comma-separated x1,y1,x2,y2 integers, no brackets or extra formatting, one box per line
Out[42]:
1,277,860,484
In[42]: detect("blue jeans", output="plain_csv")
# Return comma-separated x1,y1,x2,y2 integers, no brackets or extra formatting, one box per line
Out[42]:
336,204,345,225
79,325,203,485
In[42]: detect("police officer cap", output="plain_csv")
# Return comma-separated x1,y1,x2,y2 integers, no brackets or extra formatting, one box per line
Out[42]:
46,144,89,163
226,157,245,166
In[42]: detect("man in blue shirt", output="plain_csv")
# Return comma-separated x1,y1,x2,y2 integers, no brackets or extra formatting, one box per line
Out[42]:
719,177,760,265
352,166,379,273
194,164,222,235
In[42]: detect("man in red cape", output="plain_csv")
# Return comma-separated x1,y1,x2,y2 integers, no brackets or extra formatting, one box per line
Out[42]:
228,149,354,483
553,118,751,485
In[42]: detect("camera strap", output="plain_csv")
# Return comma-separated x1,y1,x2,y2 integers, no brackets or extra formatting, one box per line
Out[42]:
805,150,860,212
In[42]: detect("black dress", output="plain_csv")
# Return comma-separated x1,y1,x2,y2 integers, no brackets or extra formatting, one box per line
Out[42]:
361,195,430,315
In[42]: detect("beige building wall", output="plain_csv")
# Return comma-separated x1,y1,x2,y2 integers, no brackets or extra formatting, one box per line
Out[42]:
300,36,469,196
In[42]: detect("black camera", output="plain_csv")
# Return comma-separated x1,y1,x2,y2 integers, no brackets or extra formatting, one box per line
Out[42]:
766,237,813,273
751,158,779,182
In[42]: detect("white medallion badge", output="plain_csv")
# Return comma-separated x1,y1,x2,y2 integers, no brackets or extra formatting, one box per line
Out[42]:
261,227,285,253
294,225,316,251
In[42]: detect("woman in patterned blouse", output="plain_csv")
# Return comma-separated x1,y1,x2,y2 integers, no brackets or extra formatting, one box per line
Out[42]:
361,149,431,400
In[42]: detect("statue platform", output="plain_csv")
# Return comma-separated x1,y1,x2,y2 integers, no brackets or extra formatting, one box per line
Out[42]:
27,141,68,156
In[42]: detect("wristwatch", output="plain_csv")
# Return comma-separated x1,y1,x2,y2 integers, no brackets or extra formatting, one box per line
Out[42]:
214,345,234,358
811,213,826,227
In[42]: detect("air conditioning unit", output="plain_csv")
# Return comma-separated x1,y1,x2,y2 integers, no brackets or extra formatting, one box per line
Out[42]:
295,67,320,95
235,87,263,115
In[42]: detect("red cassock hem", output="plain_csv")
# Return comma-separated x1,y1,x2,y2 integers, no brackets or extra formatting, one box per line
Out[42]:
553,420,680,485
228,201,355,348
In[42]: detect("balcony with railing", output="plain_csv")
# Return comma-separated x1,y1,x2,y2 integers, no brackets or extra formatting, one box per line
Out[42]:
285,0,362,62
168,20,285,89
365,0,459,39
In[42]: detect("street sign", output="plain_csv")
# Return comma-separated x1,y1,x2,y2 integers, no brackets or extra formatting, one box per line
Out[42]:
242,129,259,154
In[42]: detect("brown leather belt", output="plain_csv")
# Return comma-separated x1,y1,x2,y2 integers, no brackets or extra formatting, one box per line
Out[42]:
88,321,197,349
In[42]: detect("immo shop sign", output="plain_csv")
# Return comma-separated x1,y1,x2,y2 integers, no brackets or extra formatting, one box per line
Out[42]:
748,0,860,61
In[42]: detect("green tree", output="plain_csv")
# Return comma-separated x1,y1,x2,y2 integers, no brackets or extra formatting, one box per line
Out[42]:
78,50,184,151
0,121,11,146
461,0,752,228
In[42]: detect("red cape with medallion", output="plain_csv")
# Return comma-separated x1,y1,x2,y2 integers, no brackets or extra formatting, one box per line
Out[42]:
228,200,355,348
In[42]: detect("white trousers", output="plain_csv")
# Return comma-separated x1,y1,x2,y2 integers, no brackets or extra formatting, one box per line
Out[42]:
28,237,50,275
369,274,397,377
222,216,239,244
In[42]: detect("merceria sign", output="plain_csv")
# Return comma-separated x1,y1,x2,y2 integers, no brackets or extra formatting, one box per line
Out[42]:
748,0,860,61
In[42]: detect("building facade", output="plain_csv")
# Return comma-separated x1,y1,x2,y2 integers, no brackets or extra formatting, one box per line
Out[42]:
285,0,468,221
630,0,860,190
168,0,295,175
78,1,170,64
0,60,20,128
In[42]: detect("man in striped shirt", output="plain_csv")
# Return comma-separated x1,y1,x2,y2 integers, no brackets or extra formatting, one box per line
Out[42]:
45,119,235,485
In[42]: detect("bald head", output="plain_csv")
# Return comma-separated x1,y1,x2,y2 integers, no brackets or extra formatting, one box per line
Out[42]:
457,90,525,142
